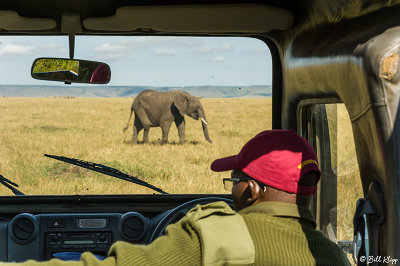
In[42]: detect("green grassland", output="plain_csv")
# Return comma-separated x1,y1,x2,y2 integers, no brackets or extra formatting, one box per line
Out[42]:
0,97,362,241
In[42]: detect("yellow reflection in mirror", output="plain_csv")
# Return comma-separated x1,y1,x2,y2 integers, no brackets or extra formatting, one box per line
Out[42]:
32,58,79,75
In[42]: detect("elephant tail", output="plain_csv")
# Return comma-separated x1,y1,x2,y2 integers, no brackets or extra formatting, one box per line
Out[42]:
123,107,134,132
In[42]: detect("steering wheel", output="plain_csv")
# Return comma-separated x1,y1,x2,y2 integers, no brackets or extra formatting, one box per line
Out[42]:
149,197,234,242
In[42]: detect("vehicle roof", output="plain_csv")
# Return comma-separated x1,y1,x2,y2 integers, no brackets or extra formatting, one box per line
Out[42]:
0,1,398,35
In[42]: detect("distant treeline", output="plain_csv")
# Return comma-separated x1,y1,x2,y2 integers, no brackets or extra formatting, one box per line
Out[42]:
0,85,271,98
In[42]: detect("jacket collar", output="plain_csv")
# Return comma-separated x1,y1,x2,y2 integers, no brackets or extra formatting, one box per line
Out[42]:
238,201,316,228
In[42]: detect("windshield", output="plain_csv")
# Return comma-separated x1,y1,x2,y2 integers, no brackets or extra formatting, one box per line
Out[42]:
0,36,272,195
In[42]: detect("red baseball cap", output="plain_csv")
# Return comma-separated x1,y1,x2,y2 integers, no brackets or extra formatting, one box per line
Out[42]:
211,130,321,195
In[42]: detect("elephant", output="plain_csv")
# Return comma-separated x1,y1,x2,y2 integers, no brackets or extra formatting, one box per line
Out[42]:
123,90,213,144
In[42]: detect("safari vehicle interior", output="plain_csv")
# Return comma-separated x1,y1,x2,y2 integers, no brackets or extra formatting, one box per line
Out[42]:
0,0,398,264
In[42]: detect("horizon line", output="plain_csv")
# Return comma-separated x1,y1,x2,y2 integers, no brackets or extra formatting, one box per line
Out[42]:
0,84,272,87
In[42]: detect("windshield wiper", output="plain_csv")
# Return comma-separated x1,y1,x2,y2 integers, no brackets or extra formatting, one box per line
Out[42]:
44,154,168,194
0,174,24,196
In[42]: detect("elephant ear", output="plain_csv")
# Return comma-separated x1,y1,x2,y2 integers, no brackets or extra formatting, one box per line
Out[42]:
173,93,189,116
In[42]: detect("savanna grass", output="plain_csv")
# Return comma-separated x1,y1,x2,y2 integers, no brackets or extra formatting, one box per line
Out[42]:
0,97,271,195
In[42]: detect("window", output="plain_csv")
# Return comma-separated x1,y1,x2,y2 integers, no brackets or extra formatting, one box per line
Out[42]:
0,36,272,195
301,102,363,243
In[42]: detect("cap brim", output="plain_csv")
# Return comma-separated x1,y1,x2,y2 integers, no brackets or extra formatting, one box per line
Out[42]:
210,155,238,172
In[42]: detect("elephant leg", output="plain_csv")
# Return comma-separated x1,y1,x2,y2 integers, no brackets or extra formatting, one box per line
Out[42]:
160,120,173,144
134,109,152,144
142,126,150,144
131,118,143,144
174,117,186,144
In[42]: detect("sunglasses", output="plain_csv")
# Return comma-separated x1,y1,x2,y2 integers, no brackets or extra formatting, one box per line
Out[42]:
222,177,252,191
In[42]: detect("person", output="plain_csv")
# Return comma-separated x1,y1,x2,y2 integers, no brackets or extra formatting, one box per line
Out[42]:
90,64,110,83
3,130,350,266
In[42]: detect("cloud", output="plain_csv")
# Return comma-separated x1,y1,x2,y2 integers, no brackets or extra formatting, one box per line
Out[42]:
40,42,62,50
192,45,213,54
219,43,232,51
244,47,268,54
188,42,232,55
209,56,226,62
93,43,133,60
120,36,201,49
154,48,177,56
92,38,172,59
0,44,34,56
94,43,128,52
135,36,201,48
92,37,203,60
90,37,237,61
36,42,68,54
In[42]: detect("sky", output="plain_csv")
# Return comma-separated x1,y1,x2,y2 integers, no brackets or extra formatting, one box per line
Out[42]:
0,36,272,86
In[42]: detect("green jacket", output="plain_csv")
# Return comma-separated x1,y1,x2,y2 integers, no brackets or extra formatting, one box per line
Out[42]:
4,201,350,266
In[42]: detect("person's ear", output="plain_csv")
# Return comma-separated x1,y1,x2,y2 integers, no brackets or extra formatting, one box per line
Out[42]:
246,180,261,205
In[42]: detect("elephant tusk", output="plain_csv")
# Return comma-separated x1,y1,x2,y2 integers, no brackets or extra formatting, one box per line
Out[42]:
201,118,208,125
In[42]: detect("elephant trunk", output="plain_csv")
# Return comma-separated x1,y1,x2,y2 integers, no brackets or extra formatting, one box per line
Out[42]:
200,116,212,143
196,105,212,143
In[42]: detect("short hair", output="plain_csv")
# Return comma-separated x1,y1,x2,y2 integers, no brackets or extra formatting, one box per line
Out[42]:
298,171,319,187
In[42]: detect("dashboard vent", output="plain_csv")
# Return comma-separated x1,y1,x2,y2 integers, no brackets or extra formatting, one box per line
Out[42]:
120,212,148,241
9,213,38,244
13,218,34,240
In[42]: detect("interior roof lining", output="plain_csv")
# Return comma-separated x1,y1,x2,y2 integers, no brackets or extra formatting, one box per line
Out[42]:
83,4,294,33
0,4,294,34
0,10,56,30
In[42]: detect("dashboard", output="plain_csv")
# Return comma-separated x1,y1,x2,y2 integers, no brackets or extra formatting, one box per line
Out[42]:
0,194,232,262
5,212,150,261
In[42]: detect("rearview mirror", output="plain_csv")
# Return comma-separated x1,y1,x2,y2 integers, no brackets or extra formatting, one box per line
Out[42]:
31,58,111,84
